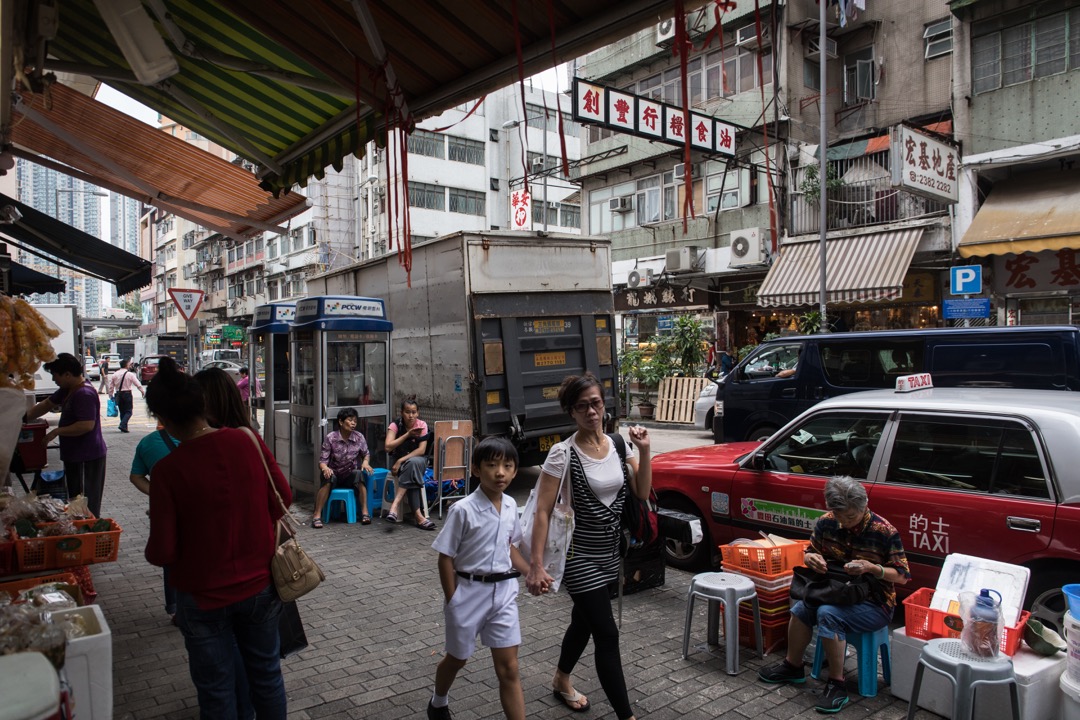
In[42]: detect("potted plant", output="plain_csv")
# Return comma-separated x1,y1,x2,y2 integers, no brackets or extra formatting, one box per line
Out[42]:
620,343,675,420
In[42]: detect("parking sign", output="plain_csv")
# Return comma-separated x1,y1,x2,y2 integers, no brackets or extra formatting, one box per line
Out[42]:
950,265,982,295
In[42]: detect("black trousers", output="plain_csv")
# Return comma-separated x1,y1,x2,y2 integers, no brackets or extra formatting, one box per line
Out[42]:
64,455,107,518
558,586,633,720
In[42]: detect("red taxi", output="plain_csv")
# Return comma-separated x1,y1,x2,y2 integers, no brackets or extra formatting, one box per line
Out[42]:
652,378,1080,607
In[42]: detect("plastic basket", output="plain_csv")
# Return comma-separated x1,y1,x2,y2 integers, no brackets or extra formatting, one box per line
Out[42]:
721,611,790,651
720,540,811,576
0,572,80,601
14,519,123,572
0,540,14,576
720,566,794,592
902,587,1029,656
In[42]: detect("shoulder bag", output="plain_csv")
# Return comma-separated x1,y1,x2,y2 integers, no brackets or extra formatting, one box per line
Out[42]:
789,561,883,607
516,441,575,593
609,433,658,550
242,427,325,602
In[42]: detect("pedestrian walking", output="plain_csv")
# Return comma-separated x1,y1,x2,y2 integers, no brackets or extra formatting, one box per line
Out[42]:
108,359,144,433
428,436,533,720
97,357,110,393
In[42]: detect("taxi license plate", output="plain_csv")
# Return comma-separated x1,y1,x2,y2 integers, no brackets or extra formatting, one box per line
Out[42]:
539,434,560,452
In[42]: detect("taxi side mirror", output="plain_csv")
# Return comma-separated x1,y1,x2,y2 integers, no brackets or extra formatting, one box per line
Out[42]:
751,451,767,471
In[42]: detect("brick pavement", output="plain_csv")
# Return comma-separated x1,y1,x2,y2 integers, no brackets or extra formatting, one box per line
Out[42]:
36,396,942,719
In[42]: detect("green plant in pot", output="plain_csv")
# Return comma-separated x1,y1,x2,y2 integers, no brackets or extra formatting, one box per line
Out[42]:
620,345,673,419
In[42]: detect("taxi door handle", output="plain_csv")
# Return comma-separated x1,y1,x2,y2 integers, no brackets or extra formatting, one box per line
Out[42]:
781,388,796,398
1006,516,1041,533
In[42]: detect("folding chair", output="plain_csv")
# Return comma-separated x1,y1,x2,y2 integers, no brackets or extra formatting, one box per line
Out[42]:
432,420,473,519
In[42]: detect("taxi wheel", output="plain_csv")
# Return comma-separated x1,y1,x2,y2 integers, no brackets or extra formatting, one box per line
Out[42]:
660,498,711,571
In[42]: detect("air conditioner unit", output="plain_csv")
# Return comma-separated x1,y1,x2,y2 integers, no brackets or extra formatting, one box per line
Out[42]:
531,156,546,169
666,246,703,273
729,228,765,267
806,37,838,60
657,18,677,46
626,268,655,288
736,24,771,50
609,196,633,213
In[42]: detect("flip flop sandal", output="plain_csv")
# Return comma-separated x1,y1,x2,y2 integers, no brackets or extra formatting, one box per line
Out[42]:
552,688,590,712
416,519,437,531
360,514,372,525
386,512,399,523
312,517,324,529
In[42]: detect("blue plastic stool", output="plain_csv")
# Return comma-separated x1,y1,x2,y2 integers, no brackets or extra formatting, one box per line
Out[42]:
367,469,389,516
324,488,357,524
811,624,891,697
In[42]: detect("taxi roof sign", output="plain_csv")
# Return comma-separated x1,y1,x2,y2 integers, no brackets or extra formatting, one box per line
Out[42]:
895,373,933,393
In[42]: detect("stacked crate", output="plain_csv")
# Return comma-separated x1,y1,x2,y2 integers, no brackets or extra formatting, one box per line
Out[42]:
719,540,810,652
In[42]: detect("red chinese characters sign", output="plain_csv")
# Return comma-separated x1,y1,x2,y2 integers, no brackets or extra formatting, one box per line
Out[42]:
891,125,959,204
510,189,532,231
992,250,1080,293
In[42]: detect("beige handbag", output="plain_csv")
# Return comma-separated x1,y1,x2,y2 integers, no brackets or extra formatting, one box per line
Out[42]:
242,428,325,601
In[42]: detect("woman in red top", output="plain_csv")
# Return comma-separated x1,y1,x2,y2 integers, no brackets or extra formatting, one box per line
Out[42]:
145,357,291,720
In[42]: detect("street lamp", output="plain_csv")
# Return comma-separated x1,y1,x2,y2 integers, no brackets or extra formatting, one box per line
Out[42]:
502,116,551,232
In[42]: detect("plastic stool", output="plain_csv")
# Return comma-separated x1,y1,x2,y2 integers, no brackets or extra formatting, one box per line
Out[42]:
367,469,389,516
324,488,357,524
811,625,891,697
905,638,1019,720
682,571,763,675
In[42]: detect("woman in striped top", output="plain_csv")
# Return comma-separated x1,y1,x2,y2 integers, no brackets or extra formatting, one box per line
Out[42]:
526,373,651,720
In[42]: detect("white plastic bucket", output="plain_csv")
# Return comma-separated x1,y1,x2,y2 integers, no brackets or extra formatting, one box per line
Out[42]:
1062,671,1080,720
1067,612,1080,683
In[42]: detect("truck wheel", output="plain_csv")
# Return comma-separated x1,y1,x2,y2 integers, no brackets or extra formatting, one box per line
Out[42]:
660,497,711,571
748,425,777,443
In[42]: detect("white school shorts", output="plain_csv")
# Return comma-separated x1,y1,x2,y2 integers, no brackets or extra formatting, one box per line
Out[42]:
443,578,521,660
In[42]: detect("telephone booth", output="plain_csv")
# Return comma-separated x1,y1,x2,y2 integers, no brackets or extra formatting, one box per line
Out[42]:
249,302,296,456
288,296,392,494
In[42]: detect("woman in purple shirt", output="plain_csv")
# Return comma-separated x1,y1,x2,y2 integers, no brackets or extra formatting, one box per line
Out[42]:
313,407,373,527
26,353,108,516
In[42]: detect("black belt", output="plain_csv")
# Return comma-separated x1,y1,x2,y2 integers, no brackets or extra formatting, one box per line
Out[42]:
456,571,521,583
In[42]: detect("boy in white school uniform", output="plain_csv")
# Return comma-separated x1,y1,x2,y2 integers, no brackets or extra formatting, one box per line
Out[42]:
428,437,544,720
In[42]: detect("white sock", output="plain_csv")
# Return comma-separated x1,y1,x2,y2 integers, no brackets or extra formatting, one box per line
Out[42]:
431,692,449,708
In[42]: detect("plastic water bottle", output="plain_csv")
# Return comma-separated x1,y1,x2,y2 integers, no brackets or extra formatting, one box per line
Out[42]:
969,588,1002,656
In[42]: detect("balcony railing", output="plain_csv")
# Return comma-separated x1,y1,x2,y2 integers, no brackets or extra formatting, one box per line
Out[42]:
788,150,948,236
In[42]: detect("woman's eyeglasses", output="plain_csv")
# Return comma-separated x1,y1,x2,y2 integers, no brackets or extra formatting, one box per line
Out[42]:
572,398,605,414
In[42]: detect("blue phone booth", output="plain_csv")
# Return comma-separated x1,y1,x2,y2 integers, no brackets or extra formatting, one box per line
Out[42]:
288,296,392,494
249,302,296,455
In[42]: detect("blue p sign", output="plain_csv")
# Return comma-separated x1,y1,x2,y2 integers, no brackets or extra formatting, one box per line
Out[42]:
950,265,982,295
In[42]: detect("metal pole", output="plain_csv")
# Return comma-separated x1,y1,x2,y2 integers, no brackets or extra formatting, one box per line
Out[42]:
542,114,549,233
817,0,829,331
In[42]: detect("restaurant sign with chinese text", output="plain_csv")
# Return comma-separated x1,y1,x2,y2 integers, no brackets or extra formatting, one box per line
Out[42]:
890,125,959,204
992,249,1080,295
615,284,706,312
510,188,531,230
572,78,738,157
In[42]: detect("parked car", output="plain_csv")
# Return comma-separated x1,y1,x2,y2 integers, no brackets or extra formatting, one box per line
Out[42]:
652,381,1080,609
138,355,172,384
693,380,718,430
202,359,244,380
83,356,100,380
98,352,122,368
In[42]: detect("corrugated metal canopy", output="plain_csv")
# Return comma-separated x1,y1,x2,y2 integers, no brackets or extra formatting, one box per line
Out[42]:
37,0,710,193
958,172,1080,258
757,229,924,307
11,84,307,240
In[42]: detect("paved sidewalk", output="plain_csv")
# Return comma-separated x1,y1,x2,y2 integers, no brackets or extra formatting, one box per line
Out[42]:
36,397,938,719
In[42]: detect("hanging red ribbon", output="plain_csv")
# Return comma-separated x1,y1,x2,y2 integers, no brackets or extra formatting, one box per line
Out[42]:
674,0,695,232
546,0,570,177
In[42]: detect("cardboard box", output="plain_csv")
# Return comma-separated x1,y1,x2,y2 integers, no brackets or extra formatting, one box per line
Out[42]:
52,605,112,720
891,626,1064,720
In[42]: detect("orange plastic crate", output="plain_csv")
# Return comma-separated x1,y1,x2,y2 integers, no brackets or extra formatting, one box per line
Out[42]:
902,587,1029,656
720,565,794,592
0,540,14,576
0,572,80,601
720,540,811,576
722,611,790,651
14,519,122,572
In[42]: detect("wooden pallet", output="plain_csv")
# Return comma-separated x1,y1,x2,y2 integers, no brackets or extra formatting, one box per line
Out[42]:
655,376,710,423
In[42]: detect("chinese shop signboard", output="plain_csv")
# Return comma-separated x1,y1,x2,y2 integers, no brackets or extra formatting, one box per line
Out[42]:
573,79,738,157
890,125,959,204
510,188,532,230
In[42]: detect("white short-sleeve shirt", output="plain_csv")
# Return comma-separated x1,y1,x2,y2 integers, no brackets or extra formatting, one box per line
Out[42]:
431,489,521,575
541,433,635,507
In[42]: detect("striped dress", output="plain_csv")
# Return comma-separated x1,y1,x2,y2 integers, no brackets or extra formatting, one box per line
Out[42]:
542,436,631,594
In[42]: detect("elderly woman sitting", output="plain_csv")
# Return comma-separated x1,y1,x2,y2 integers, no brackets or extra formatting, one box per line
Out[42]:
758,476,910,713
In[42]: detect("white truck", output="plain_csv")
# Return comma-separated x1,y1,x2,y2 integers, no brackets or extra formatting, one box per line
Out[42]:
307,231,618,466
30,303,80,400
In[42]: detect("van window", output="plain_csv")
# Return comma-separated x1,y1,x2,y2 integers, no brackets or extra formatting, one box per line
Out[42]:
820,341,923,387
216,350,241,361
884,415,1050,499
742,343,801,379
931,342,1058,388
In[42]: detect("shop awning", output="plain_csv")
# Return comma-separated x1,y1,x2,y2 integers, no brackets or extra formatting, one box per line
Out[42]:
958,172,1080,258
757,228,924,307
11,84,307,240
10,261,66,295
0,193,152,295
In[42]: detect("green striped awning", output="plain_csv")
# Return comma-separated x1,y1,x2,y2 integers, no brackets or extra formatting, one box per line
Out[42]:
49,0,372,194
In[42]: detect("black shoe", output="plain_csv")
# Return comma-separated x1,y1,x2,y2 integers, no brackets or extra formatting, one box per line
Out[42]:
758,659,807,685
815,679,849,714
427,700,452,720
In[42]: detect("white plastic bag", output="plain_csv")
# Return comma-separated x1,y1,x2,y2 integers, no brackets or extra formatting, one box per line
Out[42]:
517,460,574,592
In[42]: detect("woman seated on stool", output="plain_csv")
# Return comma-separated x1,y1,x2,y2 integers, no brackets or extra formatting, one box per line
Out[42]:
384,395,435,530
312,407,374,528
758,475,910,713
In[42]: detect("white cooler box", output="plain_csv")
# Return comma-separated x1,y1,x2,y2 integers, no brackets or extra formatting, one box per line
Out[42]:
53,605,112,720
891,626,1064,720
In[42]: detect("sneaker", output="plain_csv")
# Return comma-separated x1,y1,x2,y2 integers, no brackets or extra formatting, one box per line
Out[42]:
815,679,849,714
758,659,806,685
427,700,452,720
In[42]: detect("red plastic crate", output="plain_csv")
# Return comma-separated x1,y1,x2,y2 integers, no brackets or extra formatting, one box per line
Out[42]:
0,540,14,576
722,611,790,652
0,572,80,602
14,519,122,572
902,587,1029,656
720,540,811,576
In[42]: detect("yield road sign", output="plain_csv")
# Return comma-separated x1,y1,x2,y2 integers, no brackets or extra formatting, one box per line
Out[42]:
950,265,982,295
168,288,205,321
